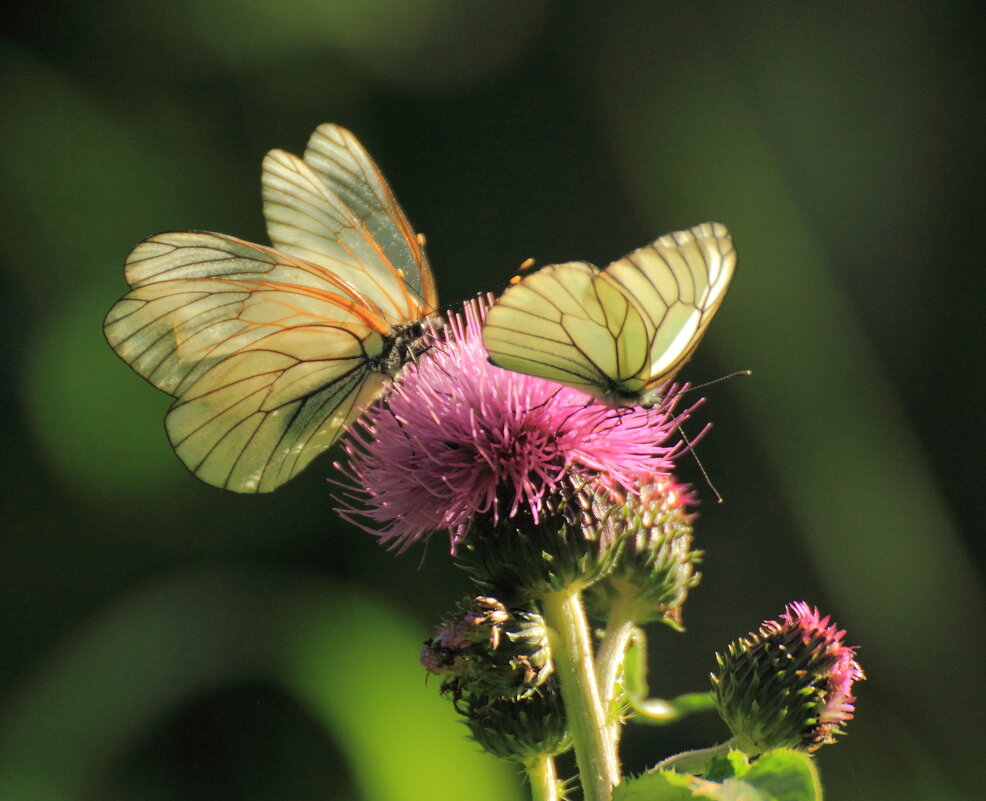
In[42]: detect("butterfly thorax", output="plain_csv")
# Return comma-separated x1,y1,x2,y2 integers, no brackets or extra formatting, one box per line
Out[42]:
375,317,443,378
592,379,671,409
603,386,646,407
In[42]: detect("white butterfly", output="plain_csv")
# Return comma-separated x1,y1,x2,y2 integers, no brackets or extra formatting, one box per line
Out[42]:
482,222,735,406
105,124,438,492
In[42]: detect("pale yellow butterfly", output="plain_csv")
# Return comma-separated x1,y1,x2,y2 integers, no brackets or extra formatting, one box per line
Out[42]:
105,124,438,493
481,222,735,406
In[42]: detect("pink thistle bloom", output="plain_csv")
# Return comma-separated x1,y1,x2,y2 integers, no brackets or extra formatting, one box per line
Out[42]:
712,601,865,753
772,601,865,746
337,295,698,553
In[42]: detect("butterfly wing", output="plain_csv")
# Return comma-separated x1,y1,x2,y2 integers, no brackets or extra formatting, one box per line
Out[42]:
602,221,736,395
481,260,651,397
482,222,735,403
107,124,439,492
262,123,437,325
105,232,390,492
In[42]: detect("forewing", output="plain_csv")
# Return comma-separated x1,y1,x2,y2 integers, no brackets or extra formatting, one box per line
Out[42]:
105,231,390,492
120,230,391,310
262,147,428,325
298,123,438,312
482,261,637,394
603,222,736,390
106,231,390,394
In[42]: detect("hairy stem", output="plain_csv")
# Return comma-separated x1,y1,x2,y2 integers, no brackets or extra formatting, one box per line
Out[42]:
596,599,637,712
542,589,619,801
524,754,560,801
654,741,732,774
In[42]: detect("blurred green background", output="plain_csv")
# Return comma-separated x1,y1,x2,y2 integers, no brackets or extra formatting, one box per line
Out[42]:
2,2,984,799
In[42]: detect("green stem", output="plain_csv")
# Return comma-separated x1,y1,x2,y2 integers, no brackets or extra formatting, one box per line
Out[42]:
595,599,637,711
654,741,733,774
595,599,637,750
596,598,635,708
542,589,619,801
524,754,559,801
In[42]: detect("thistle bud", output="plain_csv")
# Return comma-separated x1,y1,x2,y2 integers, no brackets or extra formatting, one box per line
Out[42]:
585,476,700,628
422,596,553,706
463,685,570,762
422,596,568,760
711,602,864,753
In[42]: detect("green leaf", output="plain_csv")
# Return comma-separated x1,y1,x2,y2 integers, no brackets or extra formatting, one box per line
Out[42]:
704,779,773,800
615,749,821,801
614,770,772,801
613,769,697,801
744,749,822,801
705,750,751,781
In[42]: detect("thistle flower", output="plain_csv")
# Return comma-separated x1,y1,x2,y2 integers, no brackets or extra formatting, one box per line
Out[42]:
338,295,696,562
711,602,864,754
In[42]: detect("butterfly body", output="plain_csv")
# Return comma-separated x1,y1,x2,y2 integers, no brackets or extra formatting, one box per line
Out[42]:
370,318,439,377
105,125,436,493
482,222,736,405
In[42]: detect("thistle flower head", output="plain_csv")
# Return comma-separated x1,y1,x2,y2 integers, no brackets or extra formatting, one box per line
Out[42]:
711,602,864,754
339,295,695,556
585,474,700,628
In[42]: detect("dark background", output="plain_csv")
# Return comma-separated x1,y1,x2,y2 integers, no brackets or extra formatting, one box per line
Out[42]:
1,2,983,799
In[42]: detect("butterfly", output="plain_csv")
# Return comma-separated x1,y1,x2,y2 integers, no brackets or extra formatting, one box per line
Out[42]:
481,222,735,406
104,124,438,493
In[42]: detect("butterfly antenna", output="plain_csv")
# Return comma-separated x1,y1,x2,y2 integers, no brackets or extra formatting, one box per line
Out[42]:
681,420,723,503
658,370,751,501
495,257,536,290
653,396,723,504
679,370,752,395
